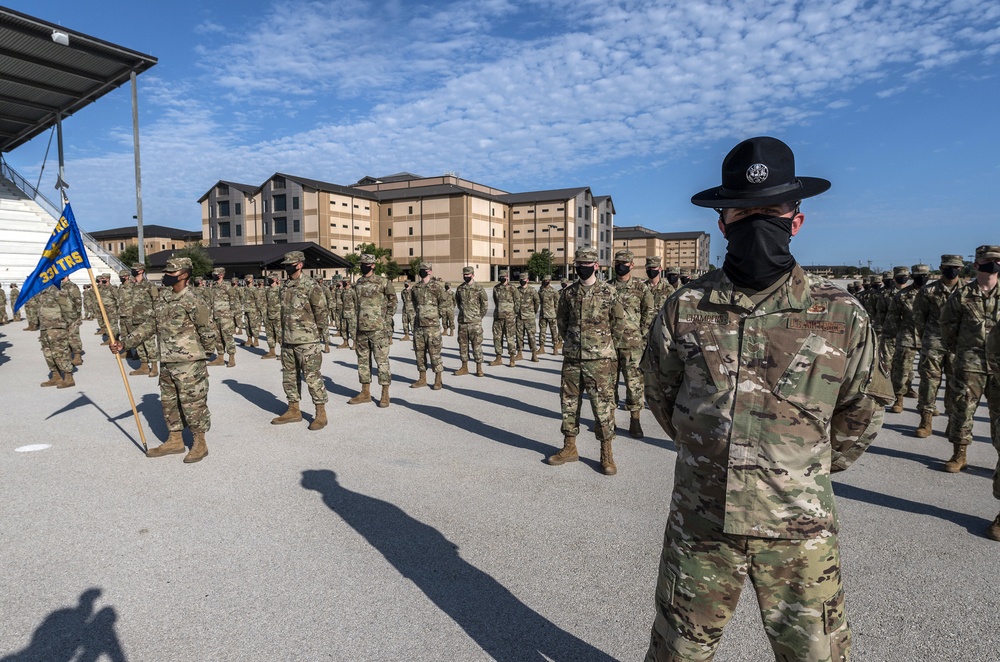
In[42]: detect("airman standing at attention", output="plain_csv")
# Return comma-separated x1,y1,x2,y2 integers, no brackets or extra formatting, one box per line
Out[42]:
644,256,674,313
117,268,134,353
537,275,560,355
515,273,540,362
491,270,519,367
10,283,22,322
60,276,84,366
611,250,654,439
36,284,77,388
262,276,282,359
874,269,898,339
81,283,95,320
321,278,336,353
207,267,237,367
441,282,456,337
549,247,623,475
912,255,963,438
939,245,1000,473
883,264,929,412
230,276,244,337
401,281,415,341
348,254,395,407
878,265,910,399
125,263,160,377
0,284,7,325
454,266,489,376
340,280,357,350
244,274,264,347
111,257,217,463
271,251,330,430
409,263,448,389
664,266,680,290
95,273,119,343
985,324,1000,541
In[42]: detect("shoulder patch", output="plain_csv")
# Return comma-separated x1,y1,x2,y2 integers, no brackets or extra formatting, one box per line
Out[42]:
787,319,846,334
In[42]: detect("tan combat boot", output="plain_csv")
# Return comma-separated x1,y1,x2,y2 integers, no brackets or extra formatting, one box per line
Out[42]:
629,411,644,439
40,372,62,387
508,356,516,368
338,338,350,349
475,362,484,377
57,373,76,389
531,351,539,362
454,362,469,376
515,350,524,361
71,352,83,366
148,363,159,378
904,386,917,398
348,384,372,405
547,436,579,465
271,402,302,425
410,371,427,388
489,356,503,367
378,385,390,408
600,440,618,475
308,404,328,431
431,372,443,390
183,432,208,463
147,431,186,458
261,348,276,359
537,345,546,356
322,341,330,354
129,362,149,376
987,513,1000,542
207,354,225,366
943,444,968,473
227,354,236,368
889,394,905,414
914,410,934,438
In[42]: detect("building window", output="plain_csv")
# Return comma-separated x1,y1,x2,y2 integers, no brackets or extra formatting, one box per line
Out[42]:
409,248,414,256
343,202,348,207
274,239,286,244
217,184,229,195
274,217,287,234
218,201,230,217
273,176,285,189
293,219,300,233
388,208,392,217
292,197,299,210
577,227,582,237
387,228,392,237
235,202,242,216
492,248,495,257
235,226,242,237
219,222,231,238
513,230,520,234
408,206,413,215
542,208,549,212
364,205,369,210
273,194,287,212
343,224,349,229
557,207,564,212
354,225,360,230
408,227,413,236
354,204,359,209
513,210,520,215
263,222,269,235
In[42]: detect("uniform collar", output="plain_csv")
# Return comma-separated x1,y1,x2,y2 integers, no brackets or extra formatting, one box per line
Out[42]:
706,263,812,313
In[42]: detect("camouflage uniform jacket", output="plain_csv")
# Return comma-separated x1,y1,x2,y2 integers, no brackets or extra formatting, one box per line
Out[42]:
456,281,488,323
10,285,20,307
36,286,74,329
117,280,135,320
96,283,119,321
401,288,415,314
342,288,358,321
912,280,957,351
265,286,282,320
355,274,395,332
641,266,891,538
874,286,899,331
280,276,329,345
123,286,216,362
538,285,559,319
939,281,1000,374
860,288,879,325
492,282,519,320
612,277,654,350
209,281,233,316
62,281,83,320
411,280,447,327
334,287,344,317
128,280,158,323
441,289,456,317
250,285,266,316
646,279,675,313
882,283,921,348
556,280,622,361
323,286,336,321
516,285,539,321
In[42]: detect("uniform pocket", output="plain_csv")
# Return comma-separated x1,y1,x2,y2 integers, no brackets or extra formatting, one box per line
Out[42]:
773,333,840,423
676,328,732,395
823,587,846,634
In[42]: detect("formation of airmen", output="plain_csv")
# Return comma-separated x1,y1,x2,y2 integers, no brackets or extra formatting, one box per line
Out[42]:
848,247,1000,541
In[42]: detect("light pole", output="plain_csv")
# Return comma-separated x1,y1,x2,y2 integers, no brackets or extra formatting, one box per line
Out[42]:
547,224,558,276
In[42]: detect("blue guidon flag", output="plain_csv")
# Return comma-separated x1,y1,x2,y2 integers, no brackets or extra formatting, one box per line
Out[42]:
14,202,91,312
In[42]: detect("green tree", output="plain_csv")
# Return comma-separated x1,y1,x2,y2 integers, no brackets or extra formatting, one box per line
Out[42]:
383,259,402,281
409,256,423,280
349,242,399,278
172,243,214,278
344,252,360,276
117,244,150,270
527,249,554,280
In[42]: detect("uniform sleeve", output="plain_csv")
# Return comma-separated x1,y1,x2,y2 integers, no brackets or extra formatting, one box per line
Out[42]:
556,290,568,338
938,289,961,352
640,305,682,440
385,280,397,316
193,298,218,354
911,290,928,344
639,284,655,342
882,295,900,340
479,288,488,318
311,283,330,330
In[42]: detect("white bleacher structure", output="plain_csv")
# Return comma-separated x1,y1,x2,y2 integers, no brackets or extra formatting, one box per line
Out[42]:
0,163,126,289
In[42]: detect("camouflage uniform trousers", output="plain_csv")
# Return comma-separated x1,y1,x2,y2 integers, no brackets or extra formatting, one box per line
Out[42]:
646,528,849,662
539,316,559,349
68,319,84,355
616,347,646,412
355,329,391,386
515,318,537,353
264,317,281,350
0,302,7,324
441,312,454,335
159,360,211,433
560,358,616,441
245,310,262,341
917,348,956,416
458,322,484,363
213,315,236,355
492,317,517,358
413,325,444,374
948,370,999,446
342,316,357,345
890,344,917,395
402,311,415,335
991,373,1000,501
280,342,328,405
40,328,73,374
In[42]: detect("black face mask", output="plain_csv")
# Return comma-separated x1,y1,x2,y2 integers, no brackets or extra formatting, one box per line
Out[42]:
418,269,429,279
576,265,596,281
360,264,374,275
445,285,450,291
722,213,795,291
614,264,631,277
119,277,127,283
646,268,660,280
215,274,224,281
463,275,472,284
941,266,961,280
680,276,691,284
130,269,139,278
666,274,679,286
161,274,181,287
911,275,928,287
894,275,909,286
499,277,508,284
285,265,299,277
977,261,1000,274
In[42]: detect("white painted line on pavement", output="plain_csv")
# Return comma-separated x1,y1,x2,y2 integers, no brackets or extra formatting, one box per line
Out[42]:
14,444,51,452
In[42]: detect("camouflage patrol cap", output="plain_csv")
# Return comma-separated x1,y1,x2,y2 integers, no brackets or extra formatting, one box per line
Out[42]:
498,269,509,278
131,262,144,271
212,267,226,276
542,274,551,282
419,262,432,271
940,254,963,268
666,265,680,275
678,267,691,276
281,250,305,265
100,273,111,279
574,248,598,263
893,266,910,277
911,264,930,275
614,249,634,263
164,257,193,272
360,253,376,265
853,280,863,287
645,256,662,267
560,278,570,286
881,271,892,278
863,275,875,284
518,272,528,281
462,266,474,275
118,268,130,277
975,245,1000,260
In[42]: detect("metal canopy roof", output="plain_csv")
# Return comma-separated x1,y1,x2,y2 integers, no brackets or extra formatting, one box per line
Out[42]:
0,6,157,153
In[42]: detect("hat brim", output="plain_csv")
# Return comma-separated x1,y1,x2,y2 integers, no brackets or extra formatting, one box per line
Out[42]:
691,177,831,209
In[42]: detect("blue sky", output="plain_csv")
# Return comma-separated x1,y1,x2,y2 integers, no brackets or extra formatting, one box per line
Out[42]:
6,0,999,270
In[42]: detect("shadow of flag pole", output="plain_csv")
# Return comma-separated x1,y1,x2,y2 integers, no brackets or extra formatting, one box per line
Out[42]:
88,268,147,452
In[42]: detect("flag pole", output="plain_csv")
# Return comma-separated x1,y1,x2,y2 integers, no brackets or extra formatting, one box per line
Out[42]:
88,268,147,452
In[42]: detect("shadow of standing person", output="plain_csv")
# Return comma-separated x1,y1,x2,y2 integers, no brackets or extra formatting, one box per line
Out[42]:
300,469,617,662
1,588,127,662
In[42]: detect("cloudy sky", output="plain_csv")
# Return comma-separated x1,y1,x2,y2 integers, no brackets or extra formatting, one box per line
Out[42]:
7,0,999,270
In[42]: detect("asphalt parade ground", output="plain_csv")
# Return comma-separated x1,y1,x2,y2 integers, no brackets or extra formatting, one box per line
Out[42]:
1,303,999,661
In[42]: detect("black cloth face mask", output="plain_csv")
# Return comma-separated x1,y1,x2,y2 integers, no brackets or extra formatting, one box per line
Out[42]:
977,261,1000,274
646,268,660,280
285,265,299,276
894,276,909,285
418,269,429,279
161,274,180,287
911,275,928,287
360,264,374,275
721,213,795,291
614,264,631,277
463,275,472,283
941,266,961,280
576,265,596,281
666,274,679,286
